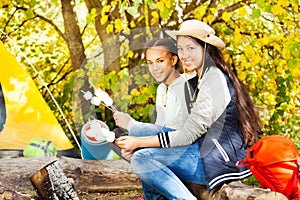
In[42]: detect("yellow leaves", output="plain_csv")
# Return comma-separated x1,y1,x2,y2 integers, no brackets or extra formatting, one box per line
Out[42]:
238,7,247,17
151,11,159,26
265,93,277,106
106,24,113,34
260,58,267,67
165,1,172,9
110,0,118,7
198,7,206,18
202,7,217,24
114,18,123,33
143,73,150,80
140,87,149,93
210,8,216,14
256,36,271,49
156,2,164,10
0,0,10,9
102,5,111,16
278,0,290,7
105,19,123,34
234,28,242,45
156,0,173,9
293,4,299,12
274,44,281,52
101,15,108,25
101,5,111,25
244,45,254,56
251,54,261,65
271,5,284,16
155,0,174,20
130,20,136,28
131,88,140,96
151,11,159,19
276,64,285,74
205,14,214,24
275,59,289,77
127,50,134,59
221,12,230,22
293,67,300,78
238,71,247,81
282,46,291,59
117,70,124,78
261,36,270,45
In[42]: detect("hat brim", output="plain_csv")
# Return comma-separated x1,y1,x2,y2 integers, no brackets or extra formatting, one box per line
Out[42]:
165,30,225,50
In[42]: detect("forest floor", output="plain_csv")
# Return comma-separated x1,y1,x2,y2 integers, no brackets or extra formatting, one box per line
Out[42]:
77,189,144,200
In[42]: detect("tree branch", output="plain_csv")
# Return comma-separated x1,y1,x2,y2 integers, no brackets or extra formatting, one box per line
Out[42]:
35,14,66,41
12,6,65,40
3,7,18,33
214,0,253,22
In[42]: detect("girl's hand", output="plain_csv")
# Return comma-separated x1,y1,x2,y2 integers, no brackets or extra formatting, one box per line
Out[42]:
113,111,132,130
115,136,138,152
121,149,133,161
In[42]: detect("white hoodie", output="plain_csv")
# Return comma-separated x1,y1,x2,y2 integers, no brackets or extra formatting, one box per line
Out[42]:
155,75,188,129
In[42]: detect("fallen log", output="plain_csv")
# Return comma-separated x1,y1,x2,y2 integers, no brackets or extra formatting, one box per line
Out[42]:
0,156,141,199
211,181,287,200
0,156,288,199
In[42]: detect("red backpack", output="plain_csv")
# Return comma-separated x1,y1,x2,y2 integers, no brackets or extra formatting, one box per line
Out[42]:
237,135,300,200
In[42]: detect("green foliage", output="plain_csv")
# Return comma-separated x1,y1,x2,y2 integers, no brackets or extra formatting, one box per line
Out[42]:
92,67,158,128
242,175,261,187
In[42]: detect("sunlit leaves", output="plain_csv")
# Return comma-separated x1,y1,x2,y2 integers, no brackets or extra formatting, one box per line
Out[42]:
156,0,175,20
252,8,261,18
86,8,96,24
223,0,299,139
127,6,139,17
221,12,231,22
106,24,113,34
101,5,111,24
114,18,123,33
126,0,142,17
151,11,159,26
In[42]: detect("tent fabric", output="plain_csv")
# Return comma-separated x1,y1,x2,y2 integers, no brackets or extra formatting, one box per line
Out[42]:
0,83,6,132
0,42,78,157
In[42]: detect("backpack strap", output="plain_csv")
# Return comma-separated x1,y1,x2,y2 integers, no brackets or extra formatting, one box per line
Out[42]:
30,141,53,155
235,159,249,168
286,155,300,199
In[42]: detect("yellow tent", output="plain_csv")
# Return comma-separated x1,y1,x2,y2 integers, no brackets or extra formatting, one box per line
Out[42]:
0,42,78,157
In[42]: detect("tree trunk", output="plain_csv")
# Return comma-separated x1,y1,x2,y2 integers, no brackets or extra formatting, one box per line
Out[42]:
61,0,86,71
84,0,121,73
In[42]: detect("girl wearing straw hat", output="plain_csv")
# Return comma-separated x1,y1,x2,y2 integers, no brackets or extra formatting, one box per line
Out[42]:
114,19,262,199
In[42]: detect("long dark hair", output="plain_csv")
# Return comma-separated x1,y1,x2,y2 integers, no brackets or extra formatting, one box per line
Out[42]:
194,37,262,146
144,38,181,70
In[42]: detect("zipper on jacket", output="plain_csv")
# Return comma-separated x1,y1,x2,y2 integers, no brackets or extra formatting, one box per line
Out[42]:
162,86,168,107
212,139,230,162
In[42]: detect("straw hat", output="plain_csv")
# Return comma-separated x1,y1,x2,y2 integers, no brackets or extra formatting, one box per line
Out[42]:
165,19,225,50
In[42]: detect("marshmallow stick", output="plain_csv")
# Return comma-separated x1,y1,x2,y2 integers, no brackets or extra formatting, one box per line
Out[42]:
81,90,116,113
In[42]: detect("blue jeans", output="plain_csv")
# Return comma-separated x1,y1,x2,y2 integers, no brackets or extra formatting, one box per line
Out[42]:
129,123,206,200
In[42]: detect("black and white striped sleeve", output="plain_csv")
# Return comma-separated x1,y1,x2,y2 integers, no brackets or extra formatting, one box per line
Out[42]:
158,132,170,148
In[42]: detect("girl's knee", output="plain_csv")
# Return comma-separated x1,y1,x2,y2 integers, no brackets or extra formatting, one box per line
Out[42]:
131,149,153,173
